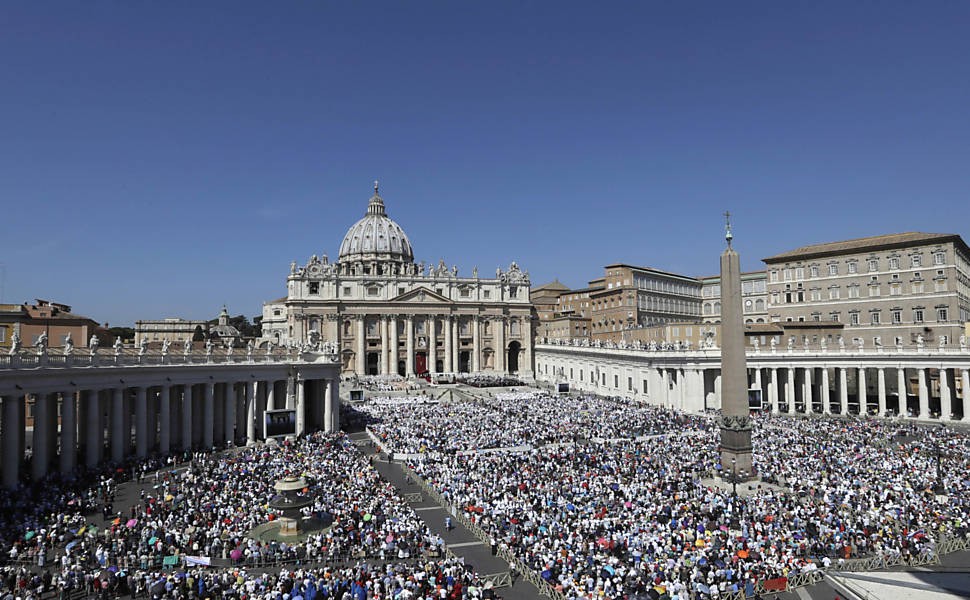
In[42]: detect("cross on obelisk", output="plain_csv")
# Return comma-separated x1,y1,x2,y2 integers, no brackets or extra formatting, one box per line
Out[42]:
719,211,753,482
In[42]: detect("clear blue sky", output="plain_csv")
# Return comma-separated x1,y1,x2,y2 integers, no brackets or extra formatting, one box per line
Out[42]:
2,2,968,326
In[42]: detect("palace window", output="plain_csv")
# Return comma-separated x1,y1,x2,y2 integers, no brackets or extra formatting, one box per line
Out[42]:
810,265,819,277
892,310,902,324
795,267,805,279
342,286,351,296
911,255,922,267
783,268,792,281
849,312,860,325
889,257,899,269
847,262,858,274
871,312,880,325
868,259,878,272
367,287,379,297
868,284,880,297
829,264,839,276
914,309,924,323
912,281,923,294
938,307,948,321
483,290,490,299
849,285,860,298
890,283,901,296
934,252,945,265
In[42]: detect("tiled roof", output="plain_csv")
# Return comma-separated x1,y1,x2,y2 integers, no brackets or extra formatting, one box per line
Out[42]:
763,232,963,262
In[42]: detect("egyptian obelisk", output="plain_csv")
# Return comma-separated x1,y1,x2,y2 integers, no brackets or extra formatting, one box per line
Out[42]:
719,212,753,478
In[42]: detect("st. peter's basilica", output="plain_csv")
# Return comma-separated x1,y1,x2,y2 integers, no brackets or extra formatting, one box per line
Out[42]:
260,183,535,378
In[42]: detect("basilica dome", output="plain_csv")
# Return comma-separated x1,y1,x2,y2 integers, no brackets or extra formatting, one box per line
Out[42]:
338,183,414,264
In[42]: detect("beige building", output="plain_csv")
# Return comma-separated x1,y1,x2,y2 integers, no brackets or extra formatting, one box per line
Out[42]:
763,232,970,347
590,264,702,341
531,280,570,338
699,271,769,324
261,183,535,377
135,318,209,345
0,300,103,349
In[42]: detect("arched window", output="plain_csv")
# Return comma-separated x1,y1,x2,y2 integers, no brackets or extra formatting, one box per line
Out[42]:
714,302,721,314
755,299,765,312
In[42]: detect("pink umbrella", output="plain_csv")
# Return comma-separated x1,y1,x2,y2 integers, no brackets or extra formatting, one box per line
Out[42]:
230,549,243,560
126,519,138,528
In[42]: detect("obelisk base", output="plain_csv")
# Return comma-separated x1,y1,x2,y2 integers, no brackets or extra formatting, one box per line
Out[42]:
719,415,753,479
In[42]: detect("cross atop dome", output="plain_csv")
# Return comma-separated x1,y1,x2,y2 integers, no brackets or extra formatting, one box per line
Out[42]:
367,180,386,216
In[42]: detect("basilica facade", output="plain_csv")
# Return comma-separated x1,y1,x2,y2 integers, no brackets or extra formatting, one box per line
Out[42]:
261,184,535,378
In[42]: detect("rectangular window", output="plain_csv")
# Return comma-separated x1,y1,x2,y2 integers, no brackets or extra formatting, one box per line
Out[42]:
509,287,517,298
938,308,948,321
483,290,490,299
0,328,5,343
848,286,860,298
810,265,819,277
795,267,804,279
460,289,470,298
811,290,821,301
628,377,633,391
912,282,923,294
850,313,860,325
398,287,406,296
868,259,878,272
847,262,858,274
892,310,902,324
770,270,779,282
343,286,351,296
869,285,880,297
934,252,945,265
935,280,946,292
912,255,922,267
871,312,880,324
829,264,839,275
914,309,924,323
783,268,792,281
829,288,840,300
580,370,583,382
367,287,379,297
642,379,648,394
889,257,899,269
308,282,319,294
890,283,901,296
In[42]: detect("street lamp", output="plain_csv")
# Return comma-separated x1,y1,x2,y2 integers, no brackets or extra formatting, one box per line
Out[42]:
731,458,737,497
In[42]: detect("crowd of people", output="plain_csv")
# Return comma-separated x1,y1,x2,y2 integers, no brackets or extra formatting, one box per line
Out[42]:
359,392,710,454
455,376,524,388
0,431,499,599
355,390,970,599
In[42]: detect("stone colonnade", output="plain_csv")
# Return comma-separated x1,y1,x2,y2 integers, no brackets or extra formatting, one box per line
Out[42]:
535,345,970,421
0,364,340,488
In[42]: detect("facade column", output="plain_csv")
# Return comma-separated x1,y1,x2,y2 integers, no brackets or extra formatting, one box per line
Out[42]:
940,368,952,421
769,368,779,413
203,383,215,449
443,316,453,373
918,368,929,419
523,317,534,376
858,368,868,416
405,316,415,377
111,388,125,463
389,315,399,376
85,390,101,468
2,395,21,487
428,316,437,374
32,394,54,480
159,385,171,454
246,381,257,443
839,368,849,415
266,381,276,412
660,369,669,408
324,380,334,432
181,384,194,451
224,383,236,445
472,316,481,372
803,367,814,414
495,317,506,373
898,367,909,417
135,386,148,458
786,367,795,414
60,392,77,473
295,379,306,435
330,377,341,432
355,316,366,376
452,317,460,372
821,367,831,414
380,317,389,375
877,368,887,417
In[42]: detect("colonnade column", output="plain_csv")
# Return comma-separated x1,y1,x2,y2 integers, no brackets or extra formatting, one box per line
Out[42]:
389,315,399,376
85,390,102,468
877,368,887,417
295,379,306,435
472,316,481,372
821,367,831,414
330,377,340,432
523,317,534,376
60,392,77,473
786,367,795,414
940,368,952,421
839,368,849,414
379,317,389,375
803,368,813,414
858,368,868,416
111,388,125,463
203,383,215,449
224,383,236,445
181,384,194,451
2,395,21,487
405,316,415,377
159,385,171,455
962,369,970,423
443,317,453,373
918,368,929,419
898,368,908,417
769,368,779,413
31,394,54,480
355,317,366,376
247,381,257,443
452,317,459,372
135,386,148,457
428,317,437,375
324,380,333,432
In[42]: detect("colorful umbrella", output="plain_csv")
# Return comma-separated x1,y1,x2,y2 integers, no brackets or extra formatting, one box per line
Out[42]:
126,519,138,528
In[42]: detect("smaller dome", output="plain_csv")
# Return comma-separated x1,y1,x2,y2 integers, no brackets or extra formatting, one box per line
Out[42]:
338,182,414,264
